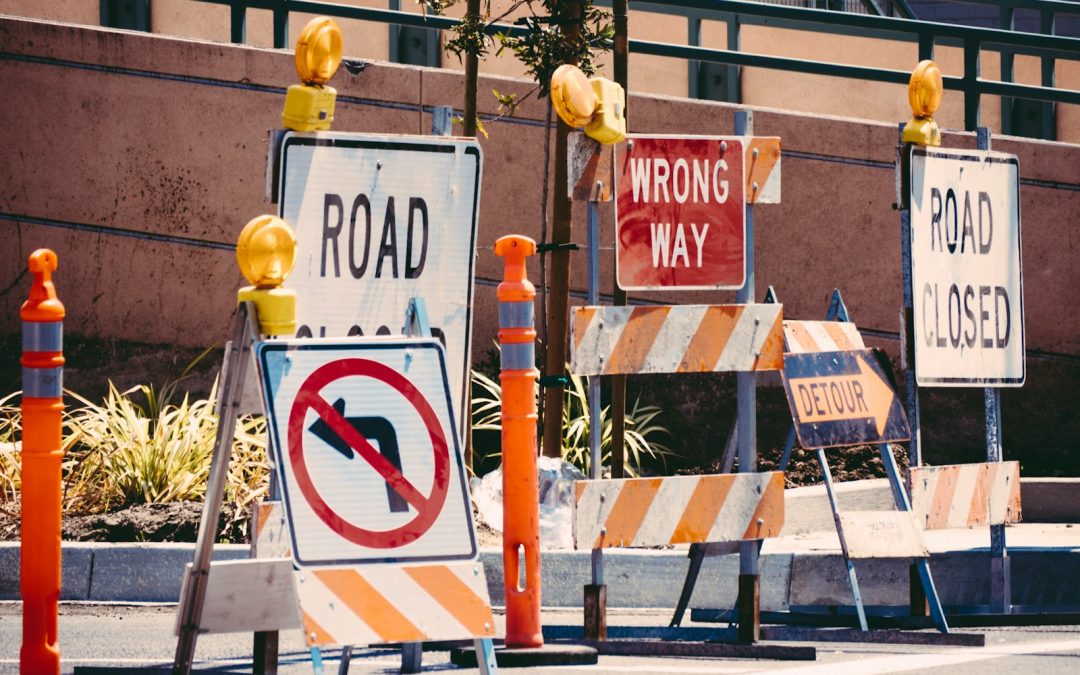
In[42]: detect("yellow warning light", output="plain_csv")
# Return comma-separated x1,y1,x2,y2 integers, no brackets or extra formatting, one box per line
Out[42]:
295,17,343,85
237,215,296,288
236,215,298,336
551,64,596,128
550,64,627,145
282,16,342,132
902,60,943,147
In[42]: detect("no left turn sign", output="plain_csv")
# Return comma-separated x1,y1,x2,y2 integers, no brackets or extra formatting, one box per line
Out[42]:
257,338,477,567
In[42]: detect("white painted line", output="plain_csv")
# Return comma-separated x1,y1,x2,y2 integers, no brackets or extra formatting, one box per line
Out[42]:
545,665,755,673
773,637,1080,674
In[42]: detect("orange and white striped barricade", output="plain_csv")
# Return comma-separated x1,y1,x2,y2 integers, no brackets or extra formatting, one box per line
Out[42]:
909,461,1022,531
571,304,784,377
574,473,785,549
569,302,787,648
783,319,865,355
908,461,1022,616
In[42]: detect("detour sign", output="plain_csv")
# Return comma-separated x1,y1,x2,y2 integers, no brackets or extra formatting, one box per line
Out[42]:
782,349,910,449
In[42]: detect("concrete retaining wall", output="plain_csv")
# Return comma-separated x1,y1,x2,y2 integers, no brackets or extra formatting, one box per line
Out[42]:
1,16,1078,357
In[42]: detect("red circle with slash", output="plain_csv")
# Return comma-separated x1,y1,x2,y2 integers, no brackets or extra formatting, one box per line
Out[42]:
287,358,450,548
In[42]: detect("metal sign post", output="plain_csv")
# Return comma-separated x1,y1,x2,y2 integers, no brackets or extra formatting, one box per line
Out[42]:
905,125,1021,615
732,110,762,644
977,127,1010,615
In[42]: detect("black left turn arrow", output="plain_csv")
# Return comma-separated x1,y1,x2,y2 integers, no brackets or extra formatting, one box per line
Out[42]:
308,398,409,513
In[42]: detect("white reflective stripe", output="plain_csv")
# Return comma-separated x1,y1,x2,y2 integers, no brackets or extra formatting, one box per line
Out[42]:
500,343,534,370
643,305,706,373
499,301,534,329
22,322,62,352
23,367,63,398
634,475,696,546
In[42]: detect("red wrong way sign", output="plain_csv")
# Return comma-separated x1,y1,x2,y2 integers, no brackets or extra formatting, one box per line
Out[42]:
256,339,476,567
617,136,745,290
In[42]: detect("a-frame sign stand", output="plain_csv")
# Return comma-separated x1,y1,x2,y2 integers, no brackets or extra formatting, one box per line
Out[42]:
675,288,965,644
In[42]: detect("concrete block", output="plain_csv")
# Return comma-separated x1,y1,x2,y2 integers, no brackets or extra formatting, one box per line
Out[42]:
479,548,793,611
1020,478,1080,523
88,544,249,603
0,542,94,601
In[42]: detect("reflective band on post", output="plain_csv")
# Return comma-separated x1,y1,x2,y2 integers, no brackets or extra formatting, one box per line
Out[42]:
23,367,63,398
499,302,534,329
500,343,535,371
22,322,62,353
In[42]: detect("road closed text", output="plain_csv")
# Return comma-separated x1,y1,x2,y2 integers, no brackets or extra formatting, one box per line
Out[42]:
920,188,1012,350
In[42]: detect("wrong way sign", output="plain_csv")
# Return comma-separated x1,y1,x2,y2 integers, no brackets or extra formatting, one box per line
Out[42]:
909,146,1025,386
616,135,746,290
277,131,482,431
256,338,476,567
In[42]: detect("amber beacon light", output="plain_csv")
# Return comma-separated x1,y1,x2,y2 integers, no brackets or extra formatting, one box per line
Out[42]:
550,64,627,145
902,60,943,147
282,16,343,131
236,214,298,336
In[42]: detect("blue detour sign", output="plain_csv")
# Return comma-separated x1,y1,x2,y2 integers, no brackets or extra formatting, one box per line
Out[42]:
782,349,910,449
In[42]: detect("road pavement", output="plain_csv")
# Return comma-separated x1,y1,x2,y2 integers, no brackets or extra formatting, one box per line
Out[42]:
3,603,1080,674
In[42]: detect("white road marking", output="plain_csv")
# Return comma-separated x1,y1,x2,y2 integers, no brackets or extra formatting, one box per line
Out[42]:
544,666,754,673
774,637,1080,674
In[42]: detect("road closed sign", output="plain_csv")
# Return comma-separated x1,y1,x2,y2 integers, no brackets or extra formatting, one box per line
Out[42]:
616,136,745,290
277,132,481,431
256,338,476,567
909,147,1024,386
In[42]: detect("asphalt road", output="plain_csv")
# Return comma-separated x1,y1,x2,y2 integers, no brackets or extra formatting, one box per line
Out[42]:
3,603,1080,674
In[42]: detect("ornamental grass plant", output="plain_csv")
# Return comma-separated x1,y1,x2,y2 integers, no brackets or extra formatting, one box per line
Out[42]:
0,381,269,539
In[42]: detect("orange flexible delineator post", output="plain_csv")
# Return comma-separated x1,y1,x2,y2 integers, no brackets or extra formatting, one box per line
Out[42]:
495,235,543,649
20,249,65,675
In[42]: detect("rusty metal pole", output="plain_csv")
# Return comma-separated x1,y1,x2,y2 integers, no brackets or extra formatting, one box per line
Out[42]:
541,0,583,460
609,0,629,479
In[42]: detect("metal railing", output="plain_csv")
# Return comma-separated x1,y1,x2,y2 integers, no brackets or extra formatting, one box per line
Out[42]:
195,0,1080,137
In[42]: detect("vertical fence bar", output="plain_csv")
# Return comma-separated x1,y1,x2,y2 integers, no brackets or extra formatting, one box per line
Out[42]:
1041,10,1057,141
687,15,702,100
726,14,741,104
230,0,247,44
999,6,1015,136
963,39,980,131
272,0,289,49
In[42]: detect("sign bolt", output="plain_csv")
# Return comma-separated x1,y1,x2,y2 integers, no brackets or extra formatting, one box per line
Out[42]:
752,148,759,160
753,181,760,192
720,140,728,151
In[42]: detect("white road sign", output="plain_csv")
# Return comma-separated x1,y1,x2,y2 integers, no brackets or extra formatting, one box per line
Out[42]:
909,146,1024,386
277,131,482,431
256,338,476,567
